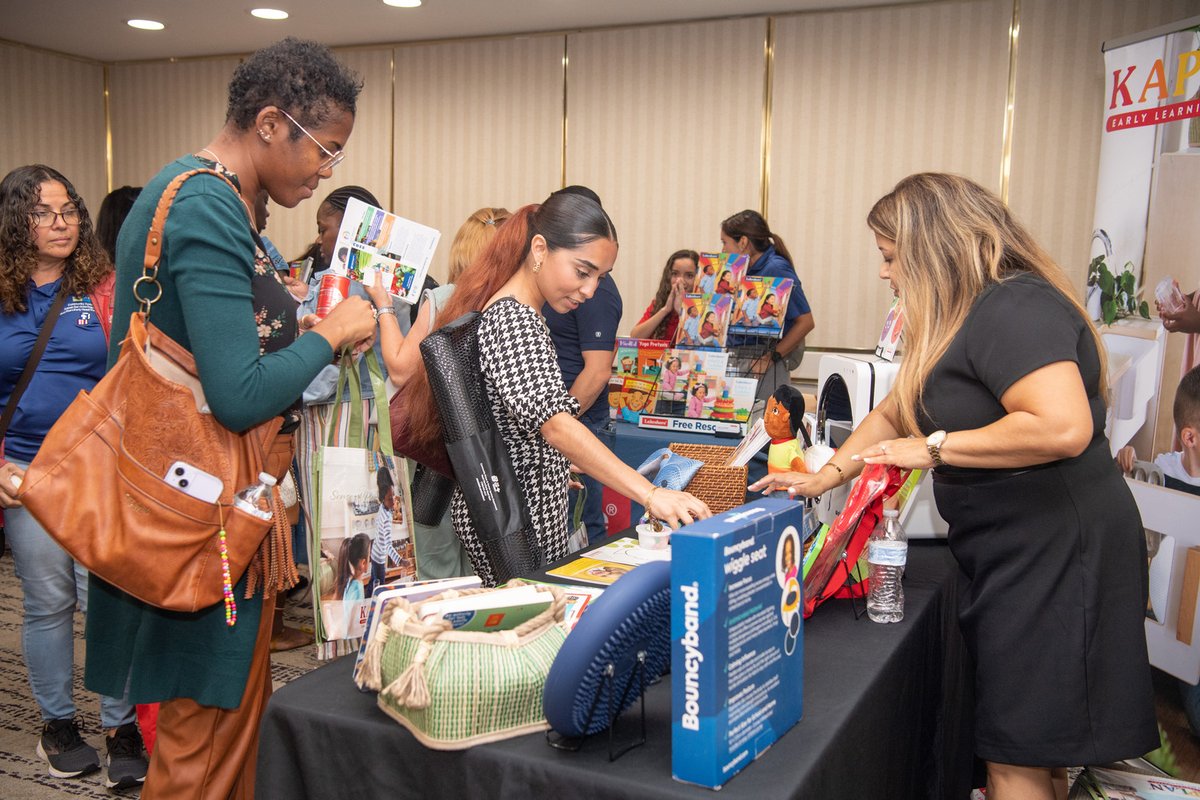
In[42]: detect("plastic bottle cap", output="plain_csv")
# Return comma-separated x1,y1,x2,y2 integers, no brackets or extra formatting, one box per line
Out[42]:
258,472,277,486
883,509,899,518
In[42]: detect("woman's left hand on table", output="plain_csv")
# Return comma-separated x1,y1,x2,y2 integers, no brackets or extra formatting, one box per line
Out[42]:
853,436,933,470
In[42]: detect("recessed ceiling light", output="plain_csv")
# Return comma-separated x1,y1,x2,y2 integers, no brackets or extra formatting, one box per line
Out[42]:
250,8,289,20
382,0,422,7
127,19,166,31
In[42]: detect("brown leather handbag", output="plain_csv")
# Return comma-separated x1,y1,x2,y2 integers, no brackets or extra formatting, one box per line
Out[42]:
17,169,294,615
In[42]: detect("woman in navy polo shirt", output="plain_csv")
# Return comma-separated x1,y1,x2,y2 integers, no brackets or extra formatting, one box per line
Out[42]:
0,164,147,788
720,210,815,399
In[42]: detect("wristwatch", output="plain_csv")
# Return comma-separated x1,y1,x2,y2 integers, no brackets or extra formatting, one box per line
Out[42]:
925,430,947,467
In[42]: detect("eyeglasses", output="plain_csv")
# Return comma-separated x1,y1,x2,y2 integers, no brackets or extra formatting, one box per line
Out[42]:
30,208,82,227
278,108,345,171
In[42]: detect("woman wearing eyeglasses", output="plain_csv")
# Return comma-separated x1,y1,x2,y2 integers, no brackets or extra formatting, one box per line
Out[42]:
0,164,151,789
82,38,376,799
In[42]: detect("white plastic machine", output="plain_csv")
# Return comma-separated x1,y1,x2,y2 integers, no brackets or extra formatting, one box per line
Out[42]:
812,353,948,538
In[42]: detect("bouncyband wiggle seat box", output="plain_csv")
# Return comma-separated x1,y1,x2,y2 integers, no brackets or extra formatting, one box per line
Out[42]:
671,497,806,789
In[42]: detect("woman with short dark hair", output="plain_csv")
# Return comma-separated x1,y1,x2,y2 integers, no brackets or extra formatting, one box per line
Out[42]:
83,38,376,798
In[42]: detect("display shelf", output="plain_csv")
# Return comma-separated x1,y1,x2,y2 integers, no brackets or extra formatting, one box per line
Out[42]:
1102,319,1166,454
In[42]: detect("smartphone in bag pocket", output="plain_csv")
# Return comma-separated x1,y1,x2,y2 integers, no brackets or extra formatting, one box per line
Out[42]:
165,461,223,504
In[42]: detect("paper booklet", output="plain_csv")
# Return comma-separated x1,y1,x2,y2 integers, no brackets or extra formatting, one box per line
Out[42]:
729,417,770,467
547,557,638,586
693,252,749,296
675,293,733,349
1077,766,1200,798
330,196,440,304
587,536,671,566
875,297,904,361
528,581,606,632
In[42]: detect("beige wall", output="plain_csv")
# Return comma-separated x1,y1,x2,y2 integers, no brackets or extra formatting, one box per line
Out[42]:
0,41,106,212
4,0,1198,351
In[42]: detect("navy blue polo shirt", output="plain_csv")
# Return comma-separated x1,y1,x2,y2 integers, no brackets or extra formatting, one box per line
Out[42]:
0,277,107,462
544,275,622,425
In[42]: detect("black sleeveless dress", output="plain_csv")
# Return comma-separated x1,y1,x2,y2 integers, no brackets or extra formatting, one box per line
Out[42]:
920,273,1157,766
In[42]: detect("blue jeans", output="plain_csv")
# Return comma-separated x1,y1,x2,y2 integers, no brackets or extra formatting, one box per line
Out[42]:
6,459,134,728
570,418,615,541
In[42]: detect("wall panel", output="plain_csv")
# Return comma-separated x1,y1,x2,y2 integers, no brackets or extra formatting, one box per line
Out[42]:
392,35,565,283
771,0,1012,351
567,19,766,334
1008,0,1200,290
0,43,106,211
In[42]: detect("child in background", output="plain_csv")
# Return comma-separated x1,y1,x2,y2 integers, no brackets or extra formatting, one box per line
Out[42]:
1117,365,1200,496
369,467,403,596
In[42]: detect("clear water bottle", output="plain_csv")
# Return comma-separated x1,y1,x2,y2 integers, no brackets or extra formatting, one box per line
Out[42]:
233,472,276,521
867,508,907,623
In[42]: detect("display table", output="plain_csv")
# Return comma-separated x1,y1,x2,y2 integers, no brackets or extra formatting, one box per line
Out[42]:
256,541,974,799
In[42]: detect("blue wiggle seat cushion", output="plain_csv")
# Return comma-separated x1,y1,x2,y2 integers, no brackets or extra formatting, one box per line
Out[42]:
543,560,672,738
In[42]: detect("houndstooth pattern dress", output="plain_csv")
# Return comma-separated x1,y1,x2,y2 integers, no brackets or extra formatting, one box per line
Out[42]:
450,297,580,586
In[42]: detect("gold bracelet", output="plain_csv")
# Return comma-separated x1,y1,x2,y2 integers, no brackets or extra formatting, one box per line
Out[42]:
643,485,660,510
821,462,845,483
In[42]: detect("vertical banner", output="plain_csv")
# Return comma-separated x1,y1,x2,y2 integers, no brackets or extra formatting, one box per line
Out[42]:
1089,20,1200,325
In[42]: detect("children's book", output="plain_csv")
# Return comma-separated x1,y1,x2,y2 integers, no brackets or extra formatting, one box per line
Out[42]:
614,375,658,422
613,338,640,377
675,294,707,347
418,585,551,631
330,197,440,304
637,338,671,380
693,252,749,296
547,557,637,586
729,275,793,337
727,377,758,423
684,370,722,419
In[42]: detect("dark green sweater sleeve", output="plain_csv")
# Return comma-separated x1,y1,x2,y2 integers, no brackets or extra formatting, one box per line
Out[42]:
158,175,332,432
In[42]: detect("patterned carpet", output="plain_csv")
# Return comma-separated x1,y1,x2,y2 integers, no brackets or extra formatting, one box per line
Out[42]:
0,552,321,799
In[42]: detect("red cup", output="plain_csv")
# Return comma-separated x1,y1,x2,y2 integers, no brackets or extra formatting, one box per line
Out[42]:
316,274,350,318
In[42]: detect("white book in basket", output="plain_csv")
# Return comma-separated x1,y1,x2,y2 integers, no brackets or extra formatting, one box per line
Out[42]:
418,585,551,632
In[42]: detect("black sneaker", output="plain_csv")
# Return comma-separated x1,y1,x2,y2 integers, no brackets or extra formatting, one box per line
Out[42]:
36,718,100,778
104,722,148,790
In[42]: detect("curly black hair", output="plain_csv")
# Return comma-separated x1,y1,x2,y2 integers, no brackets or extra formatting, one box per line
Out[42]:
225,38,363,137
0,165,110,315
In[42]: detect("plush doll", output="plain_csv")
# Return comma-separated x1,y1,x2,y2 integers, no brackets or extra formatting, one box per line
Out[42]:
765,385,811,474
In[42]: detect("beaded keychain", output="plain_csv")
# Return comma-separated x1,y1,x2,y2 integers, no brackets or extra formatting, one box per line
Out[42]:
216,505,238,627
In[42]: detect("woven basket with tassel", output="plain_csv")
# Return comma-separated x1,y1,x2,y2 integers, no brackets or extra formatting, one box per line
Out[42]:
358,581,566,750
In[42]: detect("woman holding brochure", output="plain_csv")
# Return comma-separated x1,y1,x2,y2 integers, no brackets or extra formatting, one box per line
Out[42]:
405,192,711,586
751,173,1156,800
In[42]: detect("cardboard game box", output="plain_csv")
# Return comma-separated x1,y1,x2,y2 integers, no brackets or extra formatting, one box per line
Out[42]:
671,498,806,789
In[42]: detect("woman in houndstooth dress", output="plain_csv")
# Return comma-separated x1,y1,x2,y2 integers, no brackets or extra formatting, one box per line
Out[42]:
405,191,712,586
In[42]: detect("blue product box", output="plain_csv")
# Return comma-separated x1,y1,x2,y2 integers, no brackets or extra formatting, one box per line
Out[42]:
671,497,806,789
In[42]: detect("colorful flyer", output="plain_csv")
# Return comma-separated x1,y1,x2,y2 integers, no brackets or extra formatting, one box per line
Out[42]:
875,298,904,361
331,197,440,305
729,275,793,337
693,252,749,296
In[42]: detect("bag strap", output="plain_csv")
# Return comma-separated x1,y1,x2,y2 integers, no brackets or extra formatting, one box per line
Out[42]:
0,287,69,444
134,168,246,321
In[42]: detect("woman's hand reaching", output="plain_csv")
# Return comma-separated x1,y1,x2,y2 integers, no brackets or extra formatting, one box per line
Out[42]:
645,487,711,529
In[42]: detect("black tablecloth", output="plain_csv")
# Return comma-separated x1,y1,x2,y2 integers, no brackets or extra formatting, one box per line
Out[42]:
257,541,974,799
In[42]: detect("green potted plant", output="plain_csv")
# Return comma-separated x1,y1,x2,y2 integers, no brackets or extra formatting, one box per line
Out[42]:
1087,253,1150,326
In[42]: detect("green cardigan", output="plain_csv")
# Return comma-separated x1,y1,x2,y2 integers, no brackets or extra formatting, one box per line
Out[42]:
85,156,332,708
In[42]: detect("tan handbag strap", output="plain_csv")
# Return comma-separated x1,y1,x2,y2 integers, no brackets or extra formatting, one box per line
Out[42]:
134,168,248,316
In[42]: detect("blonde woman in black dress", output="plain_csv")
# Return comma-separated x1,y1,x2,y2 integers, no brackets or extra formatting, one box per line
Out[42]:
753,173,1156,800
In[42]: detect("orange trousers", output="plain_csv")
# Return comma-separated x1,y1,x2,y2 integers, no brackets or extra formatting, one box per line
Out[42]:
141,593,275,800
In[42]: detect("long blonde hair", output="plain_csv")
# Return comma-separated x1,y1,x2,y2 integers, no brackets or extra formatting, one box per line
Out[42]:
447,207,511,283
867,173,1106,435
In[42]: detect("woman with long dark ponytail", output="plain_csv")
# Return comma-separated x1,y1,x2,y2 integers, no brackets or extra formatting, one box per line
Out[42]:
406,192,710,585
720,210,814,398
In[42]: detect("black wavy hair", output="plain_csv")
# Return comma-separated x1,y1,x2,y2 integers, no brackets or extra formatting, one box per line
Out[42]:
95,185,141,263
0,164,110,314
226,38,363,137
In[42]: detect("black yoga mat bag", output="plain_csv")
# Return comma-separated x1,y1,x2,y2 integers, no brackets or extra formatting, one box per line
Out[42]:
419,312,541,583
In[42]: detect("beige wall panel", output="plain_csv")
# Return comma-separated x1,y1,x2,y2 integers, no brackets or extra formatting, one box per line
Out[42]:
267,48,394,260
110,50,391,260
771,0,1012,351
392,36,565,284
109,58,239,189
567,19,766,335
0,43,106,212
1008,0,1200,291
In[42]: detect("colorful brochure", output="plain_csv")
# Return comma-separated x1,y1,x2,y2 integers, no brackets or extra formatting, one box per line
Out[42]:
729,275,793,337
331,196,440,304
